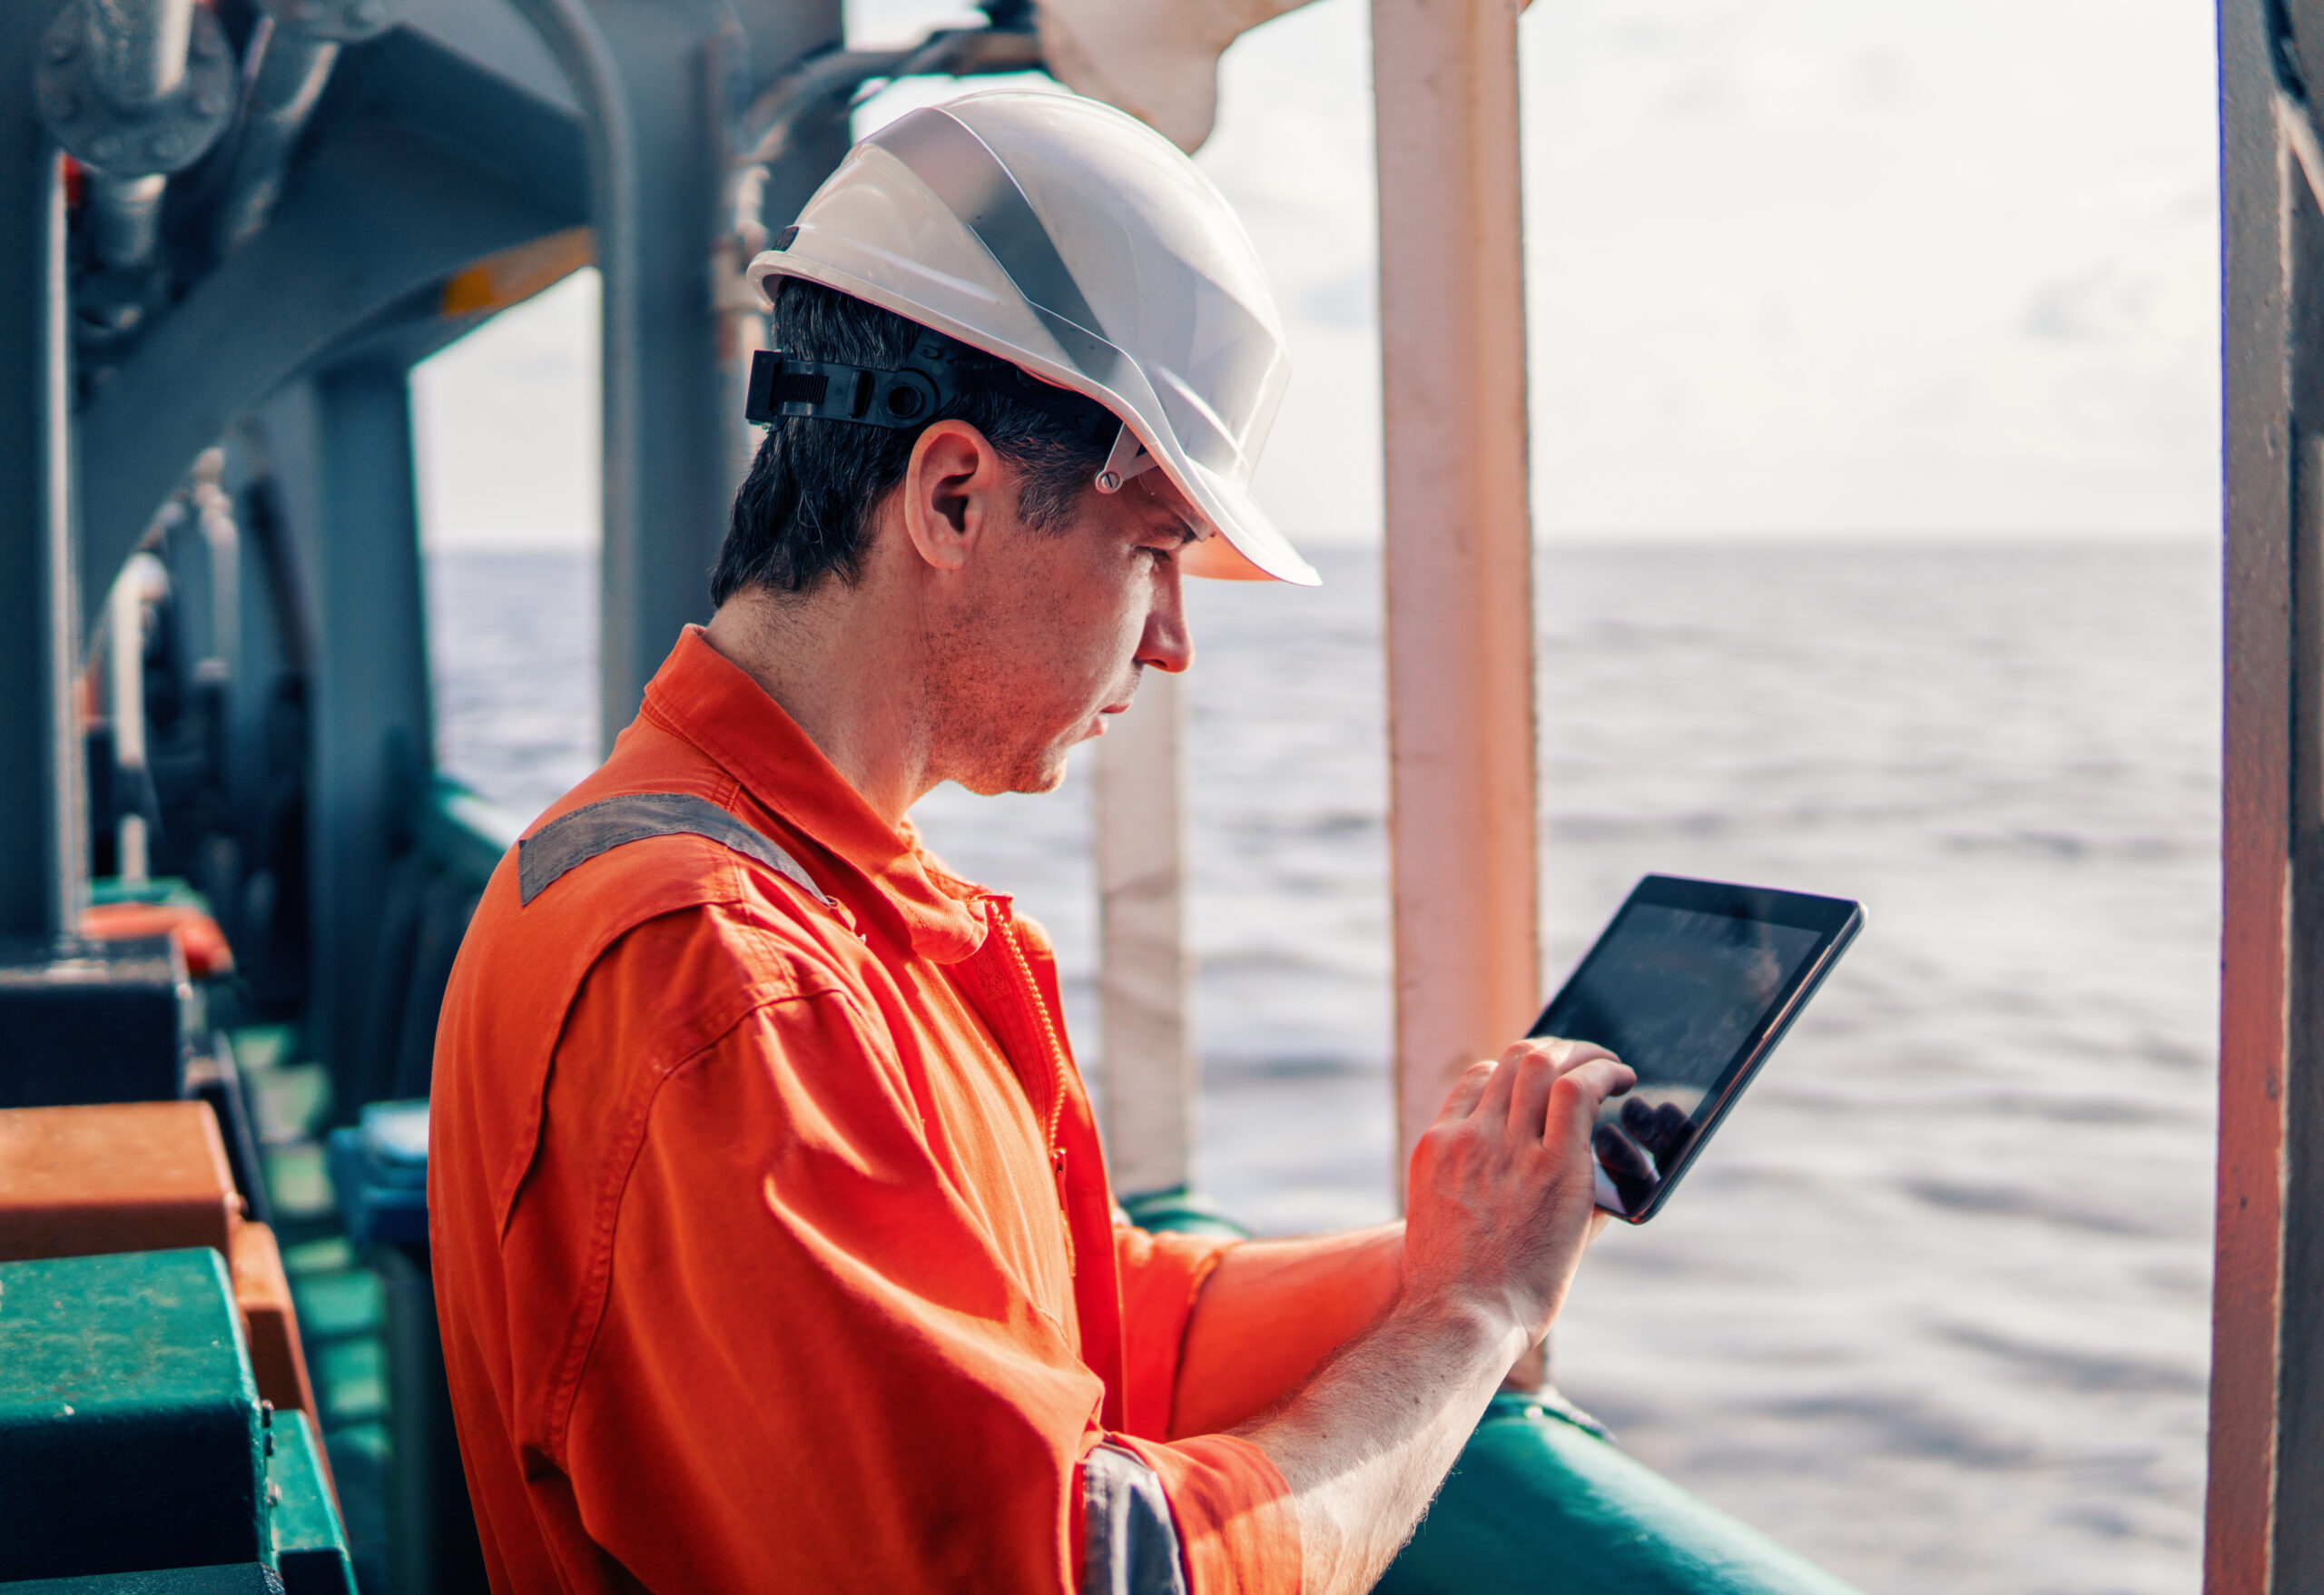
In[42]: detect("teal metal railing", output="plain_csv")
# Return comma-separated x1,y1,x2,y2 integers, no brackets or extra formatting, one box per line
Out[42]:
1129,1197,1863,1593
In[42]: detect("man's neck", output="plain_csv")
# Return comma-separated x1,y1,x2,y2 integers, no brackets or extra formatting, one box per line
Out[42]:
701,585,931,827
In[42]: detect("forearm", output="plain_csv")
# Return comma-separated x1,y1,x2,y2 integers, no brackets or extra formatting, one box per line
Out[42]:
1190,1037,1631,1595
1234,1295,1526,1595
1172,1223,1404,1437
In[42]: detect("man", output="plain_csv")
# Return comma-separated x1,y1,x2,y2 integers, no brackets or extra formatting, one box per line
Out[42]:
429,92,1630,1595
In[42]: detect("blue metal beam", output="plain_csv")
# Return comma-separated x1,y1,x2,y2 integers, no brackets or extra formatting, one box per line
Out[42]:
575,0,745,744
249,366,432,1108
730,0,852,241
75,31,586,633
0,0,87,941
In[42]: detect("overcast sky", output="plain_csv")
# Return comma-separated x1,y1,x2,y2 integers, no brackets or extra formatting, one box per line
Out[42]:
413,0,2220,550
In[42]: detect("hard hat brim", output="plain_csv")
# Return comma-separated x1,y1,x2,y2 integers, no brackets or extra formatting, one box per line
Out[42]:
1174,458,1318,586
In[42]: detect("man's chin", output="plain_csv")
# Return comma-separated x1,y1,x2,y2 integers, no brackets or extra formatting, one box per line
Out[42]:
955,747,1071,799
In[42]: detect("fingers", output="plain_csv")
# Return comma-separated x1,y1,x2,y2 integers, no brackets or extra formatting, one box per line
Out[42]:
1543,1056,1638,1147
1503,1038,1623,1138
1434,1058,1496,1125
1476,1044,1523,1121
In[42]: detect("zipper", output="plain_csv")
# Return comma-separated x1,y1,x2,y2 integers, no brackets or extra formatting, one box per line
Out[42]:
995,909,1076,1274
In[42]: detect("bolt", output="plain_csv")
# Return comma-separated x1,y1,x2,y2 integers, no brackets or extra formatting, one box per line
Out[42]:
194,85,228,116
150,131,185,163
45,33,78,64
41,86,85,124
283,0,314,20
93,133,124,166
349,0,383,26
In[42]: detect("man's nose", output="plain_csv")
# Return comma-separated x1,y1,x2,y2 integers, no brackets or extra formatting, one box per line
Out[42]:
1137,582,1194,675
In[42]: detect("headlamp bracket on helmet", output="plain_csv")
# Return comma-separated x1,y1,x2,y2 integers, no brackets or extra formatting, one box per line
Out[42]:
743,350,950,430
743,342,1157,496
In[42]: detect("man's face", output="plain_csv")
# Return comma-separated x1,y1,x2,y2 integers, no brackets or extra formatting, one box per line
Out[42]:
924,466,1199,797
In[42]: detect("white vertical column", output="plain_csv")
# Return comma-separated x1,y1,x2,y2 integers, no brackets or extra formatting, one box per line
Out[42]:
1095,672,1196,1198
1371,0,1541,1174
108,551,160,884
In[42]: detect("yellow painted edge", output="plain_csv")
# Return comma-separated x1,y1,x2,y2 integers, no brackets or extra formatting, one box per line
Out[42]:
440,226,596,320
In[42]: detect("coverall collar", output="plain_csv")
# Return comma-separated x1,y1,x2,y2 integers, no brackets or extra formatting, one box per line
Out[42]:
637,626,988,964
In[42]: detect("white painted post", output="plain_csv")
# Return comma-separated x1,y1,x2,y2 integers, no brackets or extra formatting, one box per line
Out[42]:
1371,0,1541,1175
107,550,162,884
1094,671,1196,1198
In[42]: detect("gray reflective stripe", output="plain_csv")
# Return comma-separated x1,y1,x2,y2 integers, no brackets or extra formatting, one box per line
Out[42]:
516,793,832,908
1081,1442,1187,1595
867,107,1131,391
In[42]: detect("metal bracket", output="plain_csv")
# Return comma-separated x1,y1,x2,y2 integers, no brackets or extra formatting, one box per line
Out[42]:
743,342,1128,470
743,350,950,428
1094,422,1157,494
36,1,237,176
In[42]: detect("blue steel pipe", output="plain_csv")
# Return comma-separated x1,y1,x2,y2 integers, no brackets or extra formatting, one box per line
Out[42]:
40,0,237,272
0,35,88,940
212,17,340,259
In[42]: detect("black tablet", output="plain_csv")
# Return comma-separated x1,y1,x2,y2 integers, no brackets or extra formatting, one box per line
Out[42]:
1529,874,1863,1223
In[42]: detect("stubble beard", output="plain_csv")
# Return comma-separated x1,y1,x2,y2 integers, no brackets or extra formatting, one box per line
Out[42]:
947,724,1073,797
921,651,1079,798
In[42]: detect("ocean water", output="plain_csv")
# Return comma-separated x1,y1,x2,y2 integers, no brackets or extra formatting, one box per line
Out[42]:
427,538,2221,1595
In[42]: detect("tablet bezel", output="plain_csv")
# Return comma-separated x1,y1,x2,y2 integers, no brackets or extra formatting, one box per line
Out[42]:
1530,872,1863,1224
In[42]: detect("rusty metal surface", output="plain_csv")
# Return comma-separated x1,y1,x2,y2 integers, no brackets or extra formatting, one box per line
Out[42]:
2211,0,2319,1588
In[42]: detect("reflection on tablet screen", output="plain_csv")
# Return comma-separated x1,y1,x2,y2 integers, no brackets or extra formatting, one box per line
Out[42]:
1546,902,1826,1215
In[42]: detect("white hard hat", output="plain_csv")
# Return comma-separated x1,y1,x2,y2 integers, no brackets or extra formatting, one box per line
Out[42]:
746,91,1317,586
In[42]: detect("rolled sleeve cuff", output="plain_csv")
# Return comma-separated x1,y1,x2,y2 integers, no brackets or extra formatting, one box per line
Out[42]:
1116,1226,1239,1436
1110,1433,1301,1595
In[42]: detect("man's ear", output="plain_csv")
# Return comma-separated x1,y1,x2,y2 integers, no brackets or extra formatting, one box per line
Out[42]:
898,420,1003,573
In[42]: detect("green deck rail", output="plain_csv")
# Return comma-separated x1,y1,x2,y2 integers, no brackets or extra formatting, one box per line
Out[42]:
415,778,525,897
1384,1393,1862,1595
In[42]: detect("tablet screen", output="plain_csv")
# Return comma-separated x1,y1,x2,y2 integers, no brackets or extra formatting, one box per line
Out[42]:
1532,877,1859,1218
1548,904,1823,1100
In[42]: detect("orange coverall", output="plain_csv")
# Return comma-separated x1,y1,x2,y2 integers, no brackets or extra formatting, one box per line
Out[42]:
428,628,1301,1593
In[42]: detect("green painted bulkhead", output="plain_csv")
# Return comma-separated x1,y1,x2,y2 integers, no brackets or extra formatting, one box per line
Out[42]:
0,1247,355,1593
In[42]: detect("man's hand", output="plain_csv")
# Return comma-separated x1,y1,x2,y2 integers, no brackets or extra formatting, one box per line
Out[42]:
1234,1037,1632,1595
1401,1038,1634,1345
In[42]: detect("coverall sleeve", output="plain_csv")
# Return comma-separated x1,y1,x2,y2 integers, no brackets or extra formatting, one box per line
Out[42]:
1113,1224,1240,1441
551,976,1299,1595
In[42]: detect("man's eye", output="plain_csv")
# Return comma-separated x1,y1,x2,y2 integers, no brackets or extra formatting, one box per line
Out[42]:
1141,544,1177,566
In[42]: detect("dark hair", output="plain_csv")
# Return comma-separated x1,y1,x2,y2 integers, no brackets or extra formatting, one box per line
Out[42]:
712,277,1118,604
